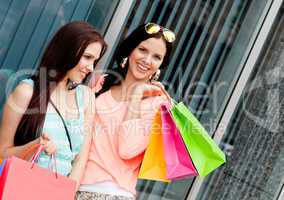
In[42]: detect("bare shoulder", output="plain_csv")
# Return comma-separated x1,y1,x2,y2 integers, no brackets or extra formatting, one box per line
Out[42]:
12,82,34,103
5,82,34,113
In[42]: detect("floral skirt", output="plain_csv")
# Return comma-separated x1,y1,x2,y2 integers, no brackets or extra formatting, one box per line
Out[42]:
75,191,135,200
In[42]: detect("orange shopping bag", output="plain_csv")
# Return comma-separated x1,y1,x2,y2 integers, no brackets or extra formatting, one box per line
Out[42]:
138,110,170,182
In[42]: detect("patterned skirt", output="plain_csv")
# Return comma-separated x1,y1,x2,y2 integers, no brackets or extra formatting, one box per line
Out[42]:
75,191,135,200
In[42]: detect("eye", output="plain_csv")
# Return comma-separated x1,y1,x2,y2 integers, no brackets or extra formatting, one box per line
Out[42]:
83,54,93,59
138,47,147,52
154,55,162,61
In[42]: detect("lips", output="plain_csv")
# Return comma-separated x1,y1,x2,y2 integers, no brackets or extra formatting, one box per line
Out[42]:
137,63,150,73
80,71,88,78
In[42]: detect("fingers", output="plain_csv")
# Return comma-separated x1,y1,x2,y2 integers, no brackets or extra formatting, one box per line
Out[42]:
143,90,162,98
132,82,168,99
95,74,108,93
43,141,57,156
149,81,165,90
90,74,108,93
144,83,162,91
40,133,57,155
149,82,172,101
41,133,50,140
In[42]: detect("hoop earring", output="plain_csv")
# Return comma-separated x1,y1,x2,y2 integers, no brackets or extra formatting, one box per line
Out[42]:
121,57,128,68
150,69,161,82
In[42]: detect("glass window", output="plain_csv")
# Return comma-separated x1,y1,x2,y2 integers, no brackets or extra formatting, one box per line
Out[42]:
104,0,270,199
87,0,120,34
0,0,118,116
196,4,284,200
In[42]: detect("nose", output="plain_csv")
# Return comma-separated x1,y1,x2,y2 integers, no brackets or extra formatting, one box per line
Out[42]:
86,64,94,72
143,55,152,65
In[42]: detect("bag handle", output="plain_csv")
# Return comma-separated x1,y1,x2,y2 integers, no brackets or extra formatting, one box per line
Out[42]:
30,145,58,178
30,145,44,164
156,84,177,106
49,99,73,152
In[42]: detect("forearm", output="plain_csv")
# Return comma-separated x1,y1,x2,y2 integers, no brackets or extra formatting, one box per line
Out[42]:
69,156,87,190
0,138,40,159
69,135,91,190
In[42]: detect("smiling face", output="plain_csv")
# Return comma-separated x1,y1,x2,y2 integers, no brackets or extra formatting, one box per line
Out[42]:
67,42,103,83
127,37,167,82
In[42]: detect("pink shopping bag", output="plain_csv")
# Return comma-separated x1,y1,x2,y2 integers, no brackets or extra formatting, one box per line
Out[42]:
0,147,76,200
161,103,198,180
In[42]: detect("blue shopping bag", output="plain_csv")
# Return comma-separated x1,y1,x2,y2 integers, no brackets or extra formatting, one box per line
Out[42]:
0,160,6,177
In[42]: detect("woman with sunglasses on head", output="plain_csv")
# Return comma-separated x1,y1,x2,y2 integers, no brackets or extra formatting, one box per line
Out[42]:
0,21,107,189
77,23,175,200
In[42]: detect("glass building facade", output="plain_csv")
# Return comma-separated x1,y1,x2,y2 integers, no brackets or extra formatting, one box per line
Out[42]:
0,0,283,199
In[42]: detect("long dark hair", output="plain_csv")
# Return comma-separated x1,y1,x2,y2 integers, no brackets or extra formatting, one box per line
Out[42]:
98,24,173,95
14,21,107,146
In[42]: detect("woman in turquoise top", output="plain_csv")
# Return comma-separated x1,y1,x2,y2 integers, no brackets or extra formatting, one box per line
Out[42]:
0,21,107,189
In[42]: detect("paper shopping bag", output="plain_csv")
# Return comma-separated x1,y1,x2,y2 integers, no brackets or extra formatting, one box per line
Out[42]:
138,110,170,182
170,102,226,177
0,160,6,177
160,103,198,180
0,156,76,200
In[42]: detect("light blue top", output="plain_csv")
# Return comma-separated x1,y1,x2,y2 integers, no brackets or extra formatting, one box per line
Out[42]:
21,79,85,176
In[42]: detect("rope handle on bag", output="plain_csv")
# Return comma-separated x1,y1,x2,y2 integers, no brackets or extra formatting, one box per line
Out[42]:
155,83,178,107
30,145,44,164
30,145,58,178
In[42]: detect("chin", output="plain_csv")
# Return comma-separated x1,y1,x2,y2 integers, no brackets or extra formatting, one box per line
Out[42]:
133,75,147,81
132,72,148,81
135,77,149,82
71,77,83,83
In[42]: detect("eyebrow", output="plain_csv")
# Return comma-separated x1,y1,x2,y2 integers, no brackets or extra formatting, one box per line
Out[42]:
84,52,99,59
139,44,164,58
154,53,163,58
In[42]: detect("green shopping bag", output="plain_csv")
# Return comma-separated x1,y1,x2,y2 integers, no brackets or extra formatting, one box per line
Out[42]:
170,102,226,177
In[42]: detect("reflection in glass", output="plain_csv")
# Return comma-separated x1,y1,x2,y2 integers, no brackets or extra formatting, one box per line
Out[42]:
196,5,284,200
87,0,120,34
102,0,271,199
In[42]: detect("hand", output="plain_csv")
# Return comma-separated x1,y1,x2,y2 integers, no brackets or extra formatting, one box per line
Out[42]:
131,83,161,99
132,82,165,99
150,81,171,101
89,74,108,93
40,133,56,155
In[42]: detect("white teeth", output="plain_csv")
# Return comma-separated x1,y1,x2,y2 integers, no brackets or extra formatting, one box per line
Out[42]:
138,64,149,71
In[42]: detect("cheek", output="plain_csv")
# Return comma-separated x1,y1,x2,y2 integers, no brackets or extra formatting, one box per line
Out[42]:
128,55,137,67
130,50,142,60
78,58,88,67
152,60,163,71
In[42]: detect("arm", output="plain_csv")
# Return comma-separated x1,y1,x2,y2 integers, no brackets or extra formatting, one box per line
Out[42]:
118,84,167,159
68,86,95,190
0,83,40,159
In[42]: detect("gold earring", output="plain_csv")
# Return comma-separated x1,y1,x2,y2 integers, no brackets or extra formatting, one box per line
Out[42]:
121,57,128,68
150,69,161,81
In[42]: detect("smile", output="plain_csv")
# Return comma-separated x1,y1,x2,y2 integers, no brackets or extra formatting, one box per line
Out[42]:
137,63,150,72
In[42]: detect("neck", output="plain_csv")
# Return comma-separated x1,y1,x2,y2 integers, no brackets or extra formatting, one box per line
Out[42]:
55,77,69,92
117,73,147,100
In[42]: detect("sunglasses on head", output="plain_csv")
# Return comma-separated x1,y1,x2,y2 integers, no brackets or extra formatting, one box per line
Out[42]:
145,23,176,43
